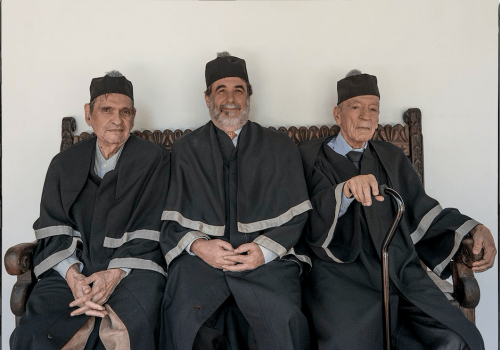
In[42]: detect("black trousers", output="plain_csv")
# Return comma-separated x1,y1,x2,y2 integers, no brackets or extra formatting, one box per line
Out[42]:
10,269,165,350
193,295,259,350
392,299,470,350
305,286,471,350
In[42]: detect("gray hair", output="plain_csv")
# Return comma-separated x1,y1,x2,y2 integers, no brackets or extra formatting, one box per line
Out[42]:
217,51,231,58
105,70,124,77
89,70,134,113
346,69,362,77
205,81,253,98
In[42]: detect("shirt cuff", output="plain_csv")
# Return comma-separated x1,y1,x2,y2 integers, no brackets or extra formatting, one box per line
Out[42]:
53,252,83,279
118,268,131,277
257,244,279,264
185,236,210,256
339,188,356,217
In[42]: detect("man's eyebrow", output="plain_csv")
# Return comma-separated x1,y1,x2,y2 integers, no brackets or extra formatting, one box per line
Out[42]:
215,84,227,91
235,85,246,90
348,98,379,106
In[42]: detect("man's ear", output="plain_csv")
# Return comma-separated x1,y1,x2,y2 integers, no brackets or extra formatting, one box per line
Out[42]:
84,103,92,126
204,94,210,108
130,108,136,129
333,105,341,125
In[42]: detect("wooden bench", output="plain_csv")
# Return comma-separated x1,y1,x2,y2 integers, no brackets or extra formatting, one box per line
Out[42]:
5,108,482,326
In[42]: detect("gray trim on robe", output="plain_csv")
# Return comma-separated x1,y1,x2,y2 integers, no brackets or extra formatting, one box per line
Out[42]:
254,235,287,257
34,225,81,240
411,204,443,244
165,231,209,266
321,182,345,263
34,237,82,277
433,219,480,276
103,230,160,248
286,247,312,267
108,257,167,277
161,211,225,236
237,200,313,233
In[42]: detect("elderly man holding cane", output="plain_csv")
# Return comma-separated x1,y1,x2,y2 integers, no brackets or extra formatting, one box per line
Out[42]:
299,69,496,350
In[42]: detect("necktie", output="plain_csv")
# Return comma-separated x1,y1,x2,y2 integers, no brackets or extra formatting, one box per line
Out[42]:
226,131,237,140
346,150,363,169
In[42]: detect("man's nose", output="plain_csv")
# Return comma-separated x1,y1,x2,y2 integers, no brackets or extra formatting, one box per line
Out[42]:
110,110,123,124
359,106,370,119
225,91,235,103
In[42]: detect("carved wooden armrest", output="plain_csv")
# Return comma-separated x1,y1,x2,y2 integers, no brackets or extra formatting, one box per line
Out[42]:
5,241,38,276
451,236,483,322
5,241,38,319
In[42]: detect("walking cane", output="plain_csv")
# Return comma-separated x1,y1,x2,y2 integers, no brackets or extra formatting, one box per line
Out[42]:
378,185,405,350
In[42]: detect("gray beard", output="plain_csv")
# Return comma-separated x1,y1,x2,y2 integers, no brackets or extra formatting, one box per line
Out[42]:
209,98,250,130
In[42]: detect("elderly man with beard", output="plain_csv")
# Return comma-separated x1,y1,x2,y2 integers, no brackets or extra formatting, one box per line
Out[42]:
10,71,169,350
159,52,313,350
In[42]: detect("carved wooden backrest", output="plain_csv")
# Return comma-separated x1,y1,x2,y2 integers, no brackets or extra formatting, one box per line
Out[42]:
61,108,424,184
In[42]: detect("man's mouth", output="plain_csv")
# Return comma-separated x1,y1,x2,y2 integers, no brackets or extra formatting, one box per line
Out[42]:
220,104,241,111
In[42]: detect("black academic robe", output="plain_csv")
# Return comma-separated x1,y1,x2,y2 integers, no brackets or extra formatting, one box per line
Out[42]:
298,137,484,350
10,134,170,350
160,121,312,350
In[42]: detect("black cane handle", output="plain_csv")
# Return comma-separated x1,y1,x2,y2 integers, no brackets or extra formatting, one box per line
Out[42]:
378,184,388,196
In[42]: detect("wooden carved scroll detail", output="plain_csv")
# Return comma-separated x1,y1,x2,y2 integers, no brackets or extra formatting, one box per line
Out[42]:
77,132,95,143
403,108,424,186
372,124,410,156
61,117,76,152
273,125,340,144
133,129,192,151
4,241,38,323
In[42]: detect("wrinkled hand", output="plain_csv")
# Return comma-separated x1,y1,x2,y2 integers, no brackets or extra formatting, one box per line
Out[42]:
344,174,384,206
470,224,496,272
222,243,265,272
191,239,238,269
69,269,125,316
66,265,107,318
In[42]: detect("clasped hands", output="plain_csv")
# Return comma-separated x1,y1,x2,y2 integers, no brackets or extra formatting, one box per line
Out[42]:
66,265,125,318
344,174,496,272
191,239,265,272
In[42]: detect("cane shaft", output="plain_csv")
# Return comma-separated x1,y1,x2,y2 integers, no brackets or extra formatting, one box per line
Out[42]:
383,252,390,350
379,186,405,350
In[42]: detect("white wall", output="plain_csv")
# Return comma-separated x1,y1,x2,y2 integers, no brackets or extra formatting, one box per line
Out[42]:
2,0,498,348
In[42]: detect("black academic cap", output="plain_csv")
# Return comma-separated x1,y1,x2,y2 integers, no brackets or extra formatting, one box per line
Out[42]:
90,71,134,102
205,52,249,88
337,70,380,105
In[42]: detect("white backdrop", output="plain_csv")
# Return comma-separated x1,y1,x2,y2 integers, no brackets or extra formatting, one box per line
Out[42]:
2,0,498,349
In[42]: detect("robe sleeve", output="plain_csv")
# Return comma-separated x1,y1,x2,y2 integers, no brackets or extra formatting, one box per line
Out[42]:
33,157,83,278
301,155,361,263
394,152,479,279
105,149,170,277
160,221,210,268
161,214,310,270
253,212,308,258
